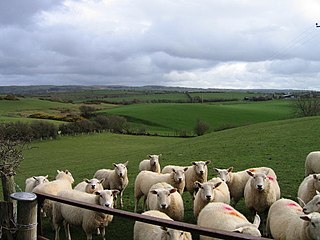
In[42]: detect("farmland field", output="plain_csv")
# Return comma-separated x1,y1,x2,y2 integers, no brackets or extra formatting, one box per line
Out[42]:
5,115,320,239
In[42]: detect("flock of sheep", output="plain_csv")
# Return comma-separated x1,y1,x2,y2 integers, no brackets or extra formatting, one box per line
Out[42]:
25,151,320,240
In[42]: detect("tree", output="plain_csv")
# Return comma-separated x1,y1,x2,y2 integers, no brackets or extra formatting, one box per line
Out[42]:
79,105,96,118
194,119,210,136
292,93,320,117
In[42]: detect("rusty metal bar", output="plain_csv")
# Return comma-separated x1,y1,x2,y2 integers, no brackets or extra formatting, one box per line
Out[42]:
36,192,272,240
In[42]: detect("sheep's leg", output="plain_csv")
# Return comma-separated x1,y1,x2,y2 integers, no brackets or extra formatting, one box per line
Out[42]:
99,227,106,240
134,195,142,212
53,224,61,240
63,221,71,240
120,190,124,208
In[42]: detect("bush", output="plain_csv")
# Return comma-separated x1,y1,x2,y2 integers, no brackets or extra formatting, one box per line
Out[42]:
79,105,96,118
194,119,210,136
292,94,320,117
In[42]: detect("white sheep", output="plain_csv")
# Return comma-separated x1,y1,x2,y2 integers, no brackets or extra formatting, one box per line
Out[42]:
139,154,162,173
267,198,320,240
33,170,75,223
25,175,49,192
133,210,192,240
303,191,320,214
214,166,278,206
147,182,184,221
162,161,211,197
134,168,187,212
298,174,320,207
193,178,230,219
94,161,129,208
197,202,261,240
53,189,119,240
74,178,104,194
305,151,320,176
243,170,280,233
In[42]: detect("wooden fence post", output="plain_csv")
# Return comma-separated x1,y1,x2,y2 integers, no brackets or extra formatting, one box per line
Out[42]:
10,192,37,240
0,201,14,240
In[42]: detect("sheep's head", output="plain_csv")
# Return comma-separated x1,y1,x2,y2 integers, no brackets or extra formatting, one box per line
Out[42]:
172,167,187,183
312,174,320,191
161,227,187,240
247,171,269,191
149,154,160,166
150,187,176,209
214,167,233,183
56,170,74,184
113,161,128,178
33,175,49,186
96,189,119,208
233,214,261,237
195,180,222,202
300,212,320,240
304,191,320,214
192,161,210,176
84,178,104,193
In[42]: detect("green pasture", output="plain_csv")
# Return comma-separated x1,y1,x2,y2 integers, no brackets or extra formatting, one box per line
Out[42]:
4,116,320,239
188,91,261,100
100,100,295,135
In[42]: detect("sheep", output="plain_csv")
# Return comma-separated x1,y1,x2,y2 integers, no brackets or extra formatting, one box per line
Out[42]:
134,168,187,212
74,178,105,194
197,202,261,240
267,198,320,240
214,166,278,206
94,161,129,208
33,170,74,223
305,151,320,176
193,177,230,219
298,174,320,207
162,161,211,197
53,189,119,240
133,210,192,240
25,175,49,192
139,154,162,173
147,182,184,221
243,170,280,234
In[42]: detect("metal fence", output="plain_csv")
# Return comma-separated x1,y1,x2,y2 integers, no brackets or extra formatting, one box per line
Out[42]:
35,192,273,240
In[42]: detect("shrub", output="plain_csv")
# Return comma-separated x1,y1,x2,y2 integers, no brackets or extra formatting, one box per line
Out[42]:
194,119,210,136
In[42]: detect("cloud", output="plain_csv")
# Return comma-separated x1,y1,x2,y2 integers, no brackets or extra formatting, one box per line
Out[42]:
0,0,320,89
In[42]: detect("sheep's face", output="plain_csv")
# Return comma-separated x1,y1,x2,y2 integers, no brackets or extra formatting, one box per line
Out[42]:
196,181,222,202
304,193,320,214
247,171,268,191
192,161,210,176
96,189,119,208
161,227,186,240
33,175,49,186
149,155,160,166
114,162,128,178
85,178,104,194
214,167,232,183
301,212,320,240
151,188,176,209
172,168,187,183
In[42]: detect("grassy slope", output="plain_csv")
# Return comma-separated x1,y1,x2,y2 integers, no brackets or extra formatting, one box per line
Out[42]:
100,100,294,134
7,116,320,239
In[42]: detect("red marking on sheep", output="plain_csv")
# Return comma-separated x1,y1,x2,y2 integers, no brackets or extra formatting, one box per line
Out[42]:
248,169,256,172
267,176,274,181
223,205,233,211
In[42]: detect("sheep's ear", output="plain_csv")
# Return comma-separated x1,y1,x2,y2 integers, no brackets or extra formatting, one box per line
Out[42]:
95,191,101,196
253,214,261,227
213,181,222,189
65,170,69,174
214,168,220,173
183,167,188,172
172,168,176,173
113,163,117,168
313,174,318,180
227,167,234,172
84,178,90,183
99,178,105,184
33,176,37,180
148,155,152,158
150,190,158,195
169,188,177,194
194,181,202,189
192,162,197,165
316,190,320,195
205,160,211,165
57,170,61,174
44,175,48,179
233,227,244,233
300,215,312,222
112,190,120,196
246,170,254,177
123,161,129,167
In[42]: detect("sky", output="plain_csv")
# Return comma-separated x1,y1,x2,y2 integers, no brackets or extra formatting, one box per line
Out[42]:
0,0,320,90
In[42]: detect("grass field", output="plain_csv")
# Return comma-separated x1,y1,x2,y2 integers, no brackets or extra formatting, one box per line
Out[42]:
5,115,319,239
100,100,295,135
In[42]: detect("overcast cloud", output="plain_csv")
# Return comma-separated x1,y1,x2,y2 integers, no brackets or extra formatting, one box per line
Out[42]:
0,0,320,89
